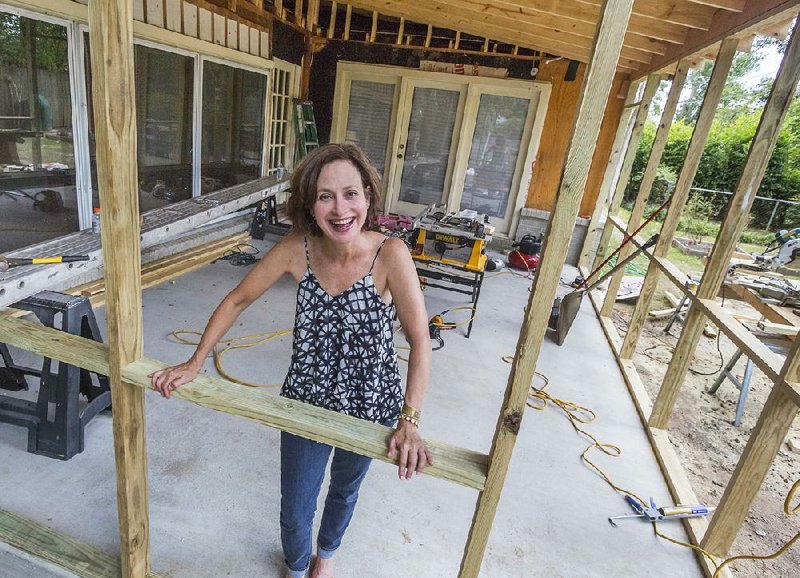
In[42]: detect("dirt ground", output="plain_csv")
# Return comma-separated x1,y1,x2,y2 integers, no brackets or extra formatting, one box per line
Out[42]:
610,295,800,578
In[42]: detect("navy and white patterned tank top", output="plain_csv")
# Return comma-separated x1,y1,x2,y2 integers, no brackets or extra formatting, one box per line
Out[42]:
281,237,403,425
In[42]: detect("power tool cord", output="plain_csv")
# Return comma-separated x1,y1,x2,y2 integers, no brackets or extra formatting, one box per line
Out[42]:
171,329,291,388
504,358,800,576
220,243,260,266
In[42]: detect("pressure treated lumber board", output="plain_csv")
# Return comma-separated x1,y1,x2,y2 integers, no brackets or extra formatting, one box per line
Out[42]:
0,509,164,578
0,176,289,309
0,316,488,492
88,1,150,574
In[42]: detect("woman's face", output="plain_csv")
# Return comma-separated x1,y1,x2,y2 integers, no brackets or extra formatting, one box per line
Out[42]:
312,160,371,243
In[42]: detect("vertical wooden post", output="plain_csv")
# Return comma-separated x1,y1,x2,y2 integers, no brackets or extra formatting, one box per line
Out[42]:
650,27,800,429
703,327,800,555
343,5,352,40
578,85,637,270
327,1,337,39
87,1,149,576
619,38,738,360
369,11,378,43
600,63,689,315
592,74,660,276
397,17,405,45
424,25,432,48
457,1,635,576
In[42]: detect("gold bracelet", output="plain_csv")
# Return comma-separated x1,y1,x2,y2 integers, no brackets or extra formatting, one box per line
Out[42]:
398,413,420,427
401,402,421,420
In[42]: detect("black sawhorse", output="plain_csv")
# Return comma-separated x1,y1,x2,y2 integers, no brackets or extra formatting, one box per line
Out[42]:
0,291,110,459
413,259,485,338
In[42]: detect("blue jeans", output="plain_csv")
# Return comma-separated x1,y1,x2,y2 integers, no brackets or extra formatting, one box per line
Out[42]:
280,432,372,577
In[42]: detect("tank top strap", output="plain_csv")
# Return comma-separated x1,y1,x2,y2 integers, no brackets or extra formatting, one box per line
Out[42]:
369,236,389,273
303,236,310,267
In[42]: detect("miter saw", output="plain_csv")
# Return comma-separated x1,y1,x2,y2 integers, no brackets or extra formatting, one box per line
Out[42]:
729,228,800,274
727,227,800,307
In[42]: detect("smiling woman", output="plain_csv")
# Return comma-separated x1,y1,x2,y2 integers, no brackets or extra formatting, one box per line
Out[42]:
151,143,433,578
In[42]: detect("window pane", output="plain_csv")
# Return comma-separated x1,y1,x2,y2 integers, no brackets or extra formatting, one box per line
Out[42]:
202,61,266,194
344,80,394,176
399,87,459,206
269,67,292,174
0,13,77,253
460,94,528,218
84,43,194,212
135,46,194,209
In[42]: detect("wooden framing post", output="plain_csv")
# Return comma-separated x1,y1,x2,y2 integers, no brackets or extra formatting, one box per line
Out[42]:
457,1,635,575
702,333,800,555
650,25,800,429
619,38,738,360
87,1,149,576
600,62,689,316
578,86,637,270
591,74,660,274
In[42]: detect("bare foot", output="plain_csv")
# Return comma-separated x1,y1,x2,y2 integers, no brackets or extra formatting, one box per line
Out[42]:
310,555,334,578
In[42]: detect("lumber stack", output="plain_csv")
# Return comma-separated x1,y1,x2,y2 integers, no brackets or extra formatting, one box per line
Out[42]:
70,232,251,309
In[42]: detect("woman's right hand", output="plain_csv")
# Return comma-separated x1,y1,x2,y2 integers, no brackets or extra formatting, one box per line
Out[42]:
150,360,201,399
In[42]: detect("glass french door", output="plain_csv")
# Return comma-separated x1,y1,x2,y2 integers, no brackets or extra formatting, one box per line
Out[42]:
389,81,465,216
332,64,547,236
457,92,532,225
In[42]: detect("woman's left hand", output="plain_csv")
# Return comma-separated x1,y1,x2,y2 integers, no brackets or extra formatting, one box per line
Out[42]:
387,419,434,480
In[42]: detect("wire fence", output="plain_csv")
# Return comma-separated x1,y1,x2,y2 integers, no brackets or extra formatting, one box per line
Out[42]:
690,186,800,231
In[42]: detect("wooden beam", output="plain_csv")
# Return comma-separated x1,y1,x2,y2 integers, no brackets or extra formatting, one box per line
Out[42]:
0,315,488,491
592,75,660,272
425,24,432,47
0,509,164,578
397,16,404,45
619,37,738,360
343,4,352,40
608,217,785,384
342,0,651,64
370,10,378,42
578,85,638,270
580,0,717,29
600,62,689,314
327,1,337,39
701,381,798,556
408,0,670,56
87,1,149,576
457,1,636,576
591,74,660,315
650,23,800,429
637,0,800,77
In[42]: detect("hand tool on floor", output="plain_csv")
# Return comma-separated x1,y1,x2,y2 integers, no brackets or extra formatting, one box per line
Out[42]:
608,495,715,527
0,255,90,273
549,234,659,345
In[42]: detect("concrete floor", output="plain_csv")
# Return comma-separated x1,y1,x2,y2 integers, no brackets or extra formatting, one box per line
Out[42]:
0,235,703,577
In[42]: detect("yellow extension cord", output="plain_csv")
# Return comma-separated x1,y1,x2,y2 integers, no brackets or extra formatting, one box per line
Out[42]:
501,357,800,577
171,329,291,388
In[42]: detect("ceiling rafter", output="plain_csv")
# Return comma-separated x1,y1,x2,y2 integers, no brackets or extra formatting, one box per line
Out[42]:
488,0,690,44
578,0,718,29
343,0,654,63
431,0,669,55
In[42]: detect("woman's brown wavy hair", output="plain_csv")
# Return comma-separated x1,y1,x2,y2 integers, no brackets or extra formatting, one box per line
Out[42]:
286,143,383,237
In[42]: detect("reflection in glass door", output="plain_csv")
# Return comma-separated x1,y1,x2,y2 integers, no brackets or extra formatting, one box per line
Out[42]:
395,86,460,212
460,94,529,221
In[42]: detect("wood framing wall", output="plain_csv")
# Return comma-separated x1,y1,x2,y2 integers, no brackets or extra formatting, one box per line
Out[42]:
0,1,641,577
583,14,800,577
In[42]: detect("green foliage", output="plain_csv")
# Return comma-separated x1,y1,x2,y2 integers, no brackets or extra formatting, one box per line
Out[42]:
629,37,800,234
739,229,775,246
679,192,718,243
0,14,68,72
